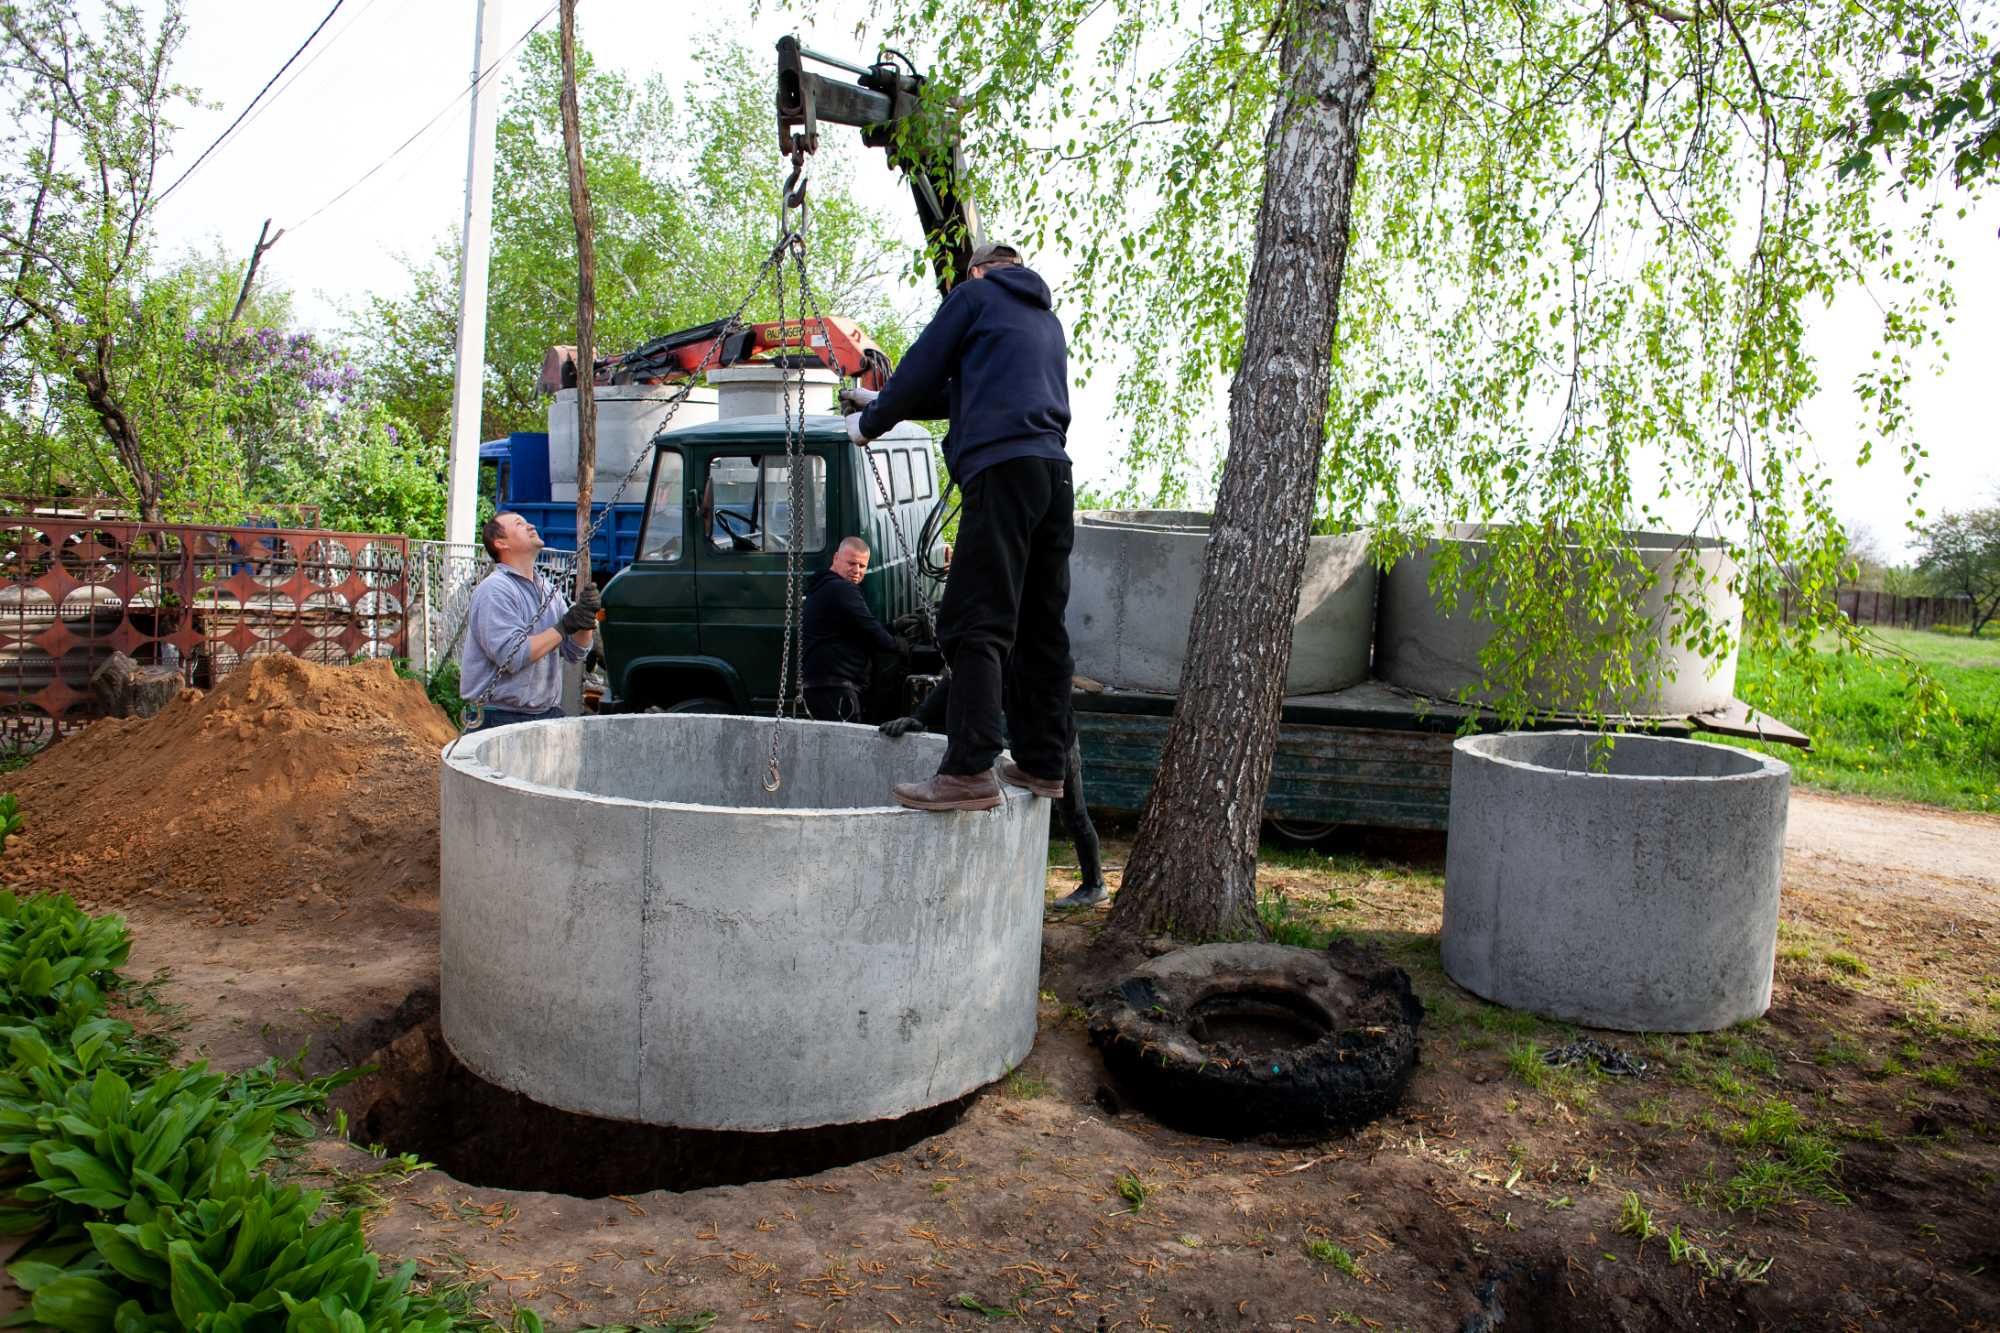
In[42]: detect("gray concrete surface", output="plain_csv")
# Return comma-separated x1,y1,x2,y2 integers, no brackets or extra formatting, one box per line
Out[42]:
548,383,719,502
1441,731,1790,1032
1375,526,1741,715
1066,510,1375,694
707,366,839,419
439,714,1050,1130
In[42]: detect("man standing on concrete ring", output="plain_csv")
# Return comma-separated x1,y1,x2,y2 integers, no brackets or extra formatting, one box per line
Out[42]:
460,511,599,732
844,243,1074,812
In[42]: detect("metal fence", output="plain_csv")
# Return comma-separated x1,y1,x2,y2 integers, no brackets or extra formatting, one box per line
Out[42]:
0,517,408,751
406,540,579,677
1780,586,1973,630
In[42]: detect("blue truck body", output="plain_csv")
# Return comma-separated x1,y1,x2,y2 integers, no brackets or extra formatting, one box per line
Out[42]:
485,431,646,579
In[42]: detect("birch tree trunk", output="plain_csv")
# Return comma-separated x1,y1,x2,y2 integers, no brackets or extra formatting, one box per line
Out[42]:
559,0,597,589
1107,0,1376,940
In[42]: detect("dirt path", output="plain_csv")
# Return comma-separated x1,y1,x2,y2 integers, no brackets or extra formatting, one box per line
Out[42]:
1785,788,2000,919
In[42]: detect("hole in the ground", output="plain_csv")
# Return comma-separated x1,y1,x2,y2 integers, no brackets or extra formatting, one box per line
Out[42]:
335,1013,974,1197
1186,986,1333,1055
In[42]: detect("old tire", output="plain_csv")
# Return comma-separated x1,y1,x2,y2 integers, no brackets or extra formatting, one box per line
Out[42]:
1087,941,1423,1141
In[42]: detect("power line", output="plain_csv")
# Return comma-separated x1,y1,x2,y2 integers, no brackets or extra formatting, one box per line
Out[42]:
227,0,394,146
288,2,559,235
156,0,348,205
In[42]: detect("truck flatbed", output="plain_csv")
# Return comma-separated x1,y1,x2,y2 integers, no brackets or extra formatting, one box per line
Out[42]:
1073,680,1807,832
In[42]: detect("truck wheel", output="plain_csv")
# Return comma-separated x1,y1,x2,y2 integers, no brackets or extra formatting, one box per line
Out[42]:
1264,817,1343,851
1087,941,1423,1141
663,697,734,715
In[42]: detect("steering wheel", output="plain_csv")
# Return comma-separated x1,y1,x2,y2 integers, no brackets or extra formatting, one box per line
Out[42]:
714,507,758,550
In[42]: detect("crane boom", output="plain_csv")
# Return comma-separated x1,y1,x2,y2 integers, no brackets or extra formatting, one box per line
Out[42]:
776,36,982,295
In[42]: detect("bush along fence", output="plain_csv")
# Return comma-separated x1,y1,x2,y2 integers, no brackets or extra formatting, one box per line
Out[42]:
1779,586,1974,630
0,515,410,752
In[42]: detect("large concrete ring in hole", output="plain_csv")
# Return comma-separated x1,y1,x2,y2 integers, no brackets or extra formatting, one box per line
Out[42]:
440,714,1051,1131
1375,525,1742,715
1065,510,1375,695
1442,732,1790,1032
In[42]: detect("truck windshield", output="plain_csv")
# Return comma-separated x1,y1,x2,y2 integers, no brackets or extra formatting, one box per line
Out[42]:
702,454,826,554
640,451,684,562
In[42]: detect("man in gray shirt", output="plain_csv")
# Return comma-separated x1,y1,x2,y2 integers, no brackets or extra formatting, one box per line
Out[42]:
459,512,599,731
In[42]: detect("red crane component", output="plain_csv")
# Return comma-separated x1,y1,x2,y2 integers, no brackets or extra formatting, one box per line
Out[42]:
539,315,891,397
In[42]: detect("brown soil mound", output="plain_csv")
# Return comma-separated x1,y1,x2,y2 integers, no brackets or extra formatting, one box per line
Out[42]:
5,656,456,925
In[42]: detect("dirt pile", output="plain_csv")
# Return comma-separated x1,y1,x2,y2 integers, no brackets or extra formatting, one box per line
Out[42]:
5,656,457,925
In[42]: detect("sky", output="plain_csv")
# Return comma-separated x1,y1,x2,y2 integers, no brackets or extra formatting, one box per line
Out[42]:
147,0,1998,560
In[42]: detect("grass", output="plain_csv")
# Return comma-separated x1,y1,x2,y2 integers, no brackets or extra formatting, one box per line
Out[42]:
1825,950,1870,977
1723,1099,1848,1214
1701,625,2000,812
1304,1240,1363,1277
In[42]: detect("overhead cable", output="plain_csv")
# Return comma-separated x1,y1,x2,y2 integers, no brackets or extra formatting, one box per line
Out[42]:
156,0,348,204
287,1,559,234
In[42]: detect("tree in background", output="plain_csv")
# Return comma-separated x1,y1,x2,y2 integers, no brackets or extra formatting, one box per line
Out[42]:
888,0,1985,937
1917,505,2000,637
0,0,192,521
354,33,920,446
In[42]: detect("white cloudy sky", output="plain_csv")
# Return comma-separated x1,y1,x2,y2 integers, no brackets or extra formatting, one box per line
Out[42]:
148,0,1997,559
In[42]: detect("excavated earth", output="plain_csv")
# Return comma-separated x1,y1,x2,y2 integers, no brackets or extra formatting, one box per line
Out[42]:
3,668,1998,1330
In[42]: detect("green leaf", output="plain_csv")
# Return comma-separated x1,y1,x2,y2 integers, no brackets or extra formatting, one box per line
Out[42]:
29,1274,124,1333
167,1240,232,1324
84,1223,170,1287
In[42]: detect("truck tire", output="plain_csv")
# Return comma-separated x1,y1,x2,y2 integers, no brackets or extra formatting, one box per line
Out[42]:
663,696,734,715
1087,941,1423,1141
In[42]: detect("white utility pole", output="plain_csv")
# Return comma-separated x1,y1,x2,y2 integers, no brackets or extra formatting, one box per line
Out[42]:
445,0,504,548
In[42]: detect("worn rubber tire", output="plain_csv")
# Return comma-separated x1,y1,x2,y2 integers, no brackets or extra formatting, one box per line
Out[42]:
1087,941,1423,1141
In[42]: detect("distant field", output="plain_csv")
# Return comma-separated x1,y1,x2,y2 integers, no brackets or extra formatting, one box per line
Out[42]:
1702,626,2000,813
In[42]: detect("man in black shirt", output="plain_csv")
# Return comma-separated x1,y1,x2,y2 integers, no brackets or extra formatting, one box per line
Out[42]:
800,537,903,723
846,243,1074,812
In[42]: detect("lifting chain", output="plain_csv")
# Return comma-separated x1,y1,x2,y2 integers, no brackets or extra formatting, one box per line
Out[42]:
450,231,798,755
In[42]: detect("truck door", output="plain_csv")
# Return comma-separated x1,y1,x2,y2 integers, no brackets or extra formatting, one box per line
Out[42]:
604,447,698,700
692,448,830,708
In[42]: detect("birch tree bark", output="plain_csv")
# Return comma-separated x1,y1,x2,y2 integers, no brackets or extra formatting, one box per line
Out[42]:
1107,0,1376,940
558,0,597,588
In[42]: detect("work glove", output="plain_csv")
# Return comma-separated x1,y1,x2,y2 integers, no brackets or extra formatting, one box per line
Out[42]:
879,715,925,739
557,583,601,635
838,386,879,414
892,634,913,660
845,412,873,447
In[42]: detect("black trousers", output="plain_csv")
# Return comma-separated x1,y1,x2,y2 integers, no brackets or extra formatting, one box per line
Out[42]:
937,456,1075,778
803,684,863,723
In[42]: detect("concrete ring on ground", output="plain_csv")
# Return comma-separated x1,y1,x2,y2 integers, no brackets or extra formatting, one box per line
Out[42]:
1441,731,1790,1032
1088,941,1424,1140
1374,525,1742,715
440,714,1051,1131
1065,510,1375,695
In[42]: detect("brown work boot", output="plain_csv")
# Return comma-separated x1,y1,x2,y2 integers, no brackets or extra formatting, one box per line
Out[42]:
998,760,1064,799
893,771,1003,812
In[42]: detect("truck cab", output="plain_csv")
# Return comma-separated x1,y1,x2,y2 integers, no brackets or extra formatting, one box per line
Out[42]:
600,412,941,713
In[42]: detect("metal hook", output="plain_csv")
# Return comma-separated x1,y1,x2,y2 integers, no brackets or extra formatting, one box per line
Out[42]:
460,700,484,731
784,141,810,210
763,758,784,793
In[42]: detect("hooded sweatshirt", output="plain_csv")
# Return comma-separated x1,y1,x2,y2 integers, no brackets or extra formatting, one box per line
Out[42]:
801,567,899,689
857,265,1070,485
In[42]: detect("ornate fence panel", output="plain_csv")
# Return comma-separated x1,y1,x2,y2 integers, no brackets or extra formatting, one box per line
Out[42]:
0,518,408,751
406,540,578,677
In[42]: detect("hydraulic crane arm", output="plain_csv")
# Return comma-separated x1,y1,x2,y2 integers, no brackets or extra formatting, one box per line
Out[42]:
776,36,982,296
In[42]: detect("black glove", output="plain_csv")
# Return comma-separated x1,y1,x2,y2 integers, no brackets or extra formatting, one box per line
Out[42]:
879,715,924,739
892,634,913,660
892,611,929,640
558,584,600,635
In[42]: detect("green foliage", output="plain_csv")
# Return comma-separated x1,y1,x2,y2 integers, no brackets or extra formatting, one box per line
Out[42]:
1914,505,2000,637
1843,36,2000,189
0,889,459,1331
1303,1239,1362,1277
352,32,920,446
1723,1099,1847,1214
1710,627,1999,812
0,792,22,843
887,0,1981,730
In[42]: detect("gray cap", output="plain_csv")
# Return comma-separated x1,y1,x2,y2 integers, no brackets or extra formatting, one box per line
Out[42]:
967,243,1022,270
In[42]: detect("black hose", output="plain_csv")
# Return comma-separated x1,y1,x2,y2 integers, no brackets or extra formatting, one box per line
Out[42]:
918,482,958,584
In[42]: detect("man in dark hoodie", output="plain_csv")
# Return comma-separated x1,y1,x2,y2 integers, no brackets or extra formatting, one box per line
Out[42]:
844,243,1074,812
801,536,904,723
